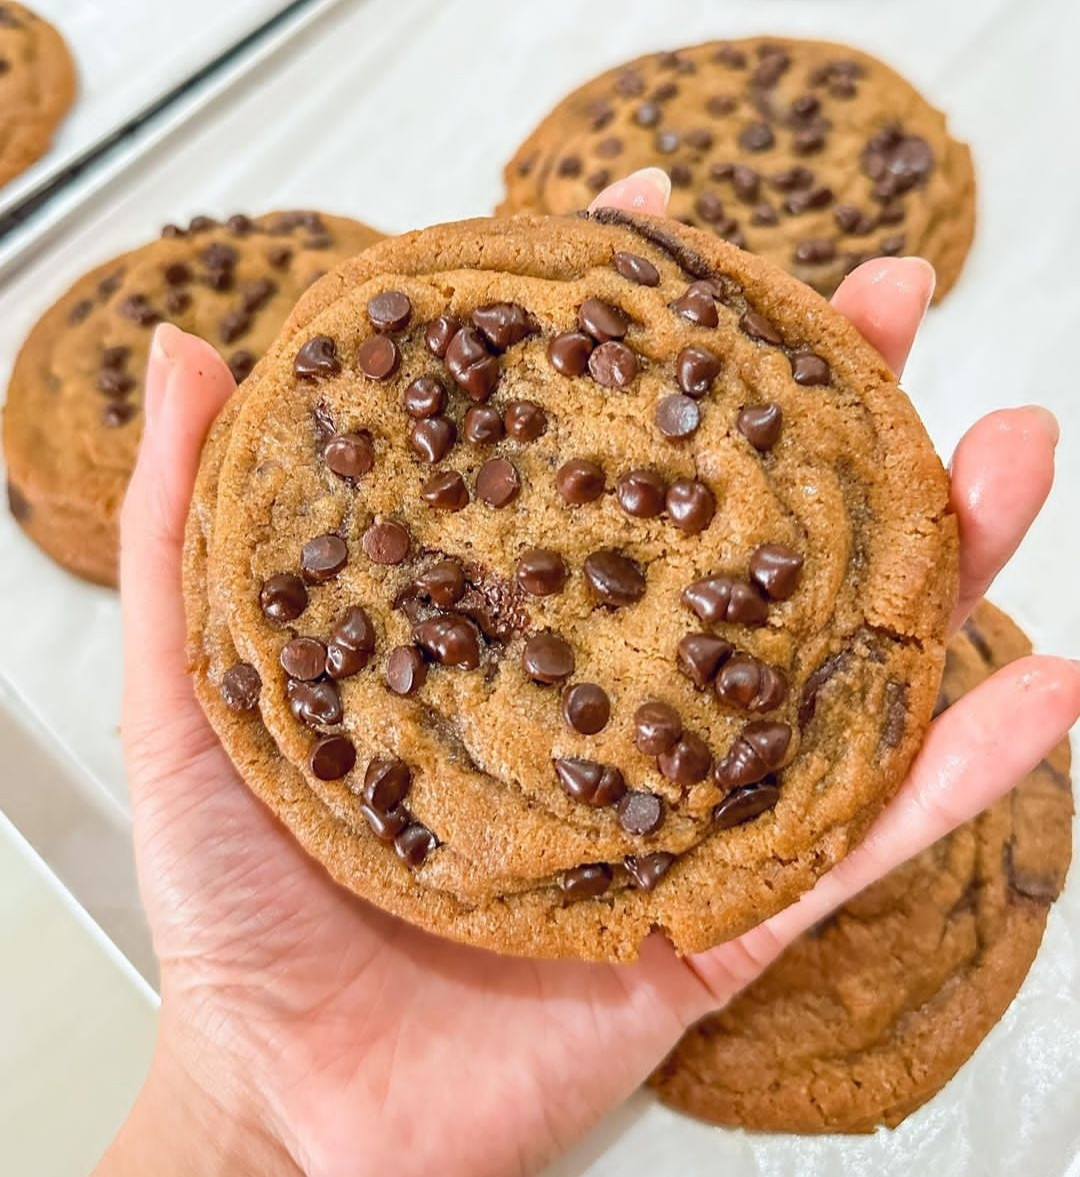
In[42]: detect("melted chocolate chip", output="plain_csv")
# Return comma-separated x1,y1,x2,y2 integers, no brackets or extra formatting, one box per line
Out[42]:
368,291,412,333
739,310,783,345
327,606,376,678
793,239,837,265
677,634,734,689
425,315,461,358
361,804,410,843
386,646,428,696
671,281,719,327
516,549,567,596
475,458,520,508
421,470,470,511
737,402,783,451
463,405,504,446
301,534,348,583
414,560,467,607
503,400,547,441
739,121,775,152
676,346,722,397
715,721,792,789
409,417,457,463
634,701,682,755
395,823,437,867
362,521,411,565
713,780,781,829
613,252,660,287
560,864,613,901
472,303,534,351
584,550,646,606
682,576,768,626
403,376,447,418
791,352,831,386
413,615,481,668
625,852,675,891
562,683,610,735
618,791,665,836
310,735,356,780
658,732,712,785
798,651,851,726
548,331,594,377
881,680,909,749
363,759,412,812
665,480,715,534
357,335,400,381
554,759,626,807
716,654,788,712
446,327,499,400
221,663,261,712
280,637,327,681
294,336,341,379
578,298,630,343
325,433,375,479
288,679,343,729
260,574,308,622
588,341,639,388
616,469,667,518
749,543,803,600
556,459,605,504
522,632,576,684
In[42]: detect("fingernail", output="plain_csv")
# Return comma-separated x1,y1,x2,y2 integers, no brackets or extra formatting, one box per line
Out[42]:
635,166,672,204
144,323,184,429
899,256,937,313
1020,405,1060,447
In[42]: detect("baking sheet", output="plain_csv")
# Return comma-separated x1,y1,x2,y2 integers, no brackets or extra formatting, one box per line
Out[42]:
0,0,310,222
0,0,1077,1173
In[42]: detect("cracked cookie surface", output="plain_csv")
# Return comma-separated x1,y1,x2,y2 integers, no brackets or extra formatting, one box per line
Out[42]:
649,600,1073,1131
185,212,956,961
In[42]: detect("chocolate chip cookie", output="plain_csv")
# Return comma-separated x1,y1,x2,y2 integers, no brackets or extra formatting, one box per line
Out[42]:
650,600,1073,1132
185,211,957,961
3,212,382,586
500,38,975,302
0,3,76,188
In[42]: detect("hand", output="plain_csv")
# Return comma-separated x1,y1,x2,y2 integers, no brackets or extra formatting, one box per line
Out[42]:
97,170,1080,1177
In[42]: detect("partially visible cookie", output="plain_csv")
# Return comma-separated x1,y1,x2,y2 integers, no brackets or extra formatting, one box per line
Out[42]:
2,212,382,586
0,3,76,188
184,211,957,962
500,38,975,302
649,600,1073,1133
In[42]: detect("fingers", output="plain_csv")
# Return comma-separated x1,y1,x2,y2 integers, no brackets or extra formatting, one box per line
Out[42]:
948,407,1059,632
588,167,672,216
830,256,935,375
119,325,236,758
686,654,1080,1003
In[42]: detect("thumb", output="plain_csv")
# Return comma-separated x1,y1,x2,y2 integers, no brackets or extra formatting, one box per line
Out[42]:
119,324,236,781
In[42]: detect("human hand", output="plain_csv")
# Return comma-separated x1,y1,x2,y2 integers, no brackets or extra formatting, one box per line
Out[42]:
97,170,1080,1177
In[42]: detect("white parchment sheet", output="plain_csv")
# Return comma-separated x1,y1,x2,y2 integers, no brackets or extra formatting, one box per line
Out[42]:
0,1,1077,1173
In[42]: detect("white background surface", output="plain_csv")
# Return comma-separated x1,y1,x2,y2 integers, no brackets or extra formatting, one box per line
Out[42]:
0,0,1078,1174
0,0,301,218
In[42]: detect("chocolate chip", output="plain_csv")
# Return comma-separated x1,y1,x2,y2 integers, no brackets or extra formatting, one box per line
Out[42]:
221,663,261,712
163,262,192,286
634,701,682,755
635,101,661,128
260,574,308,622
97,369,135,397
584,550,646,606
363,759,412,812
658,731,712,785
791,94,821,119
798,651,851,726
682,576,768,626
557,155,583,176
325,432,375,479
547,331,594,377
220,310,252,344
188,216,218,233
737,402,783,451
472,303,534,351
739,310,783,346
677,634,734,689
739,122,775,152
669,162,694,188
793,239,837,265
676,346,722,398
727,165,759,204
228,350,256,383
446,327,499,401
310,735,356,781
556,459,605,504
655,395,701,440
241,278,276,313
68,299,93,325
476,458,520,508
655,130,680,154
386,646,427,696
616,469,667,518
363,521,411,565
522,632,575,684
793,128,826,155
559,864,613,901
102,402,137,428
562,683,610,735
503,400,547,441
588,341,638,388
784,185,834,214
409,417,457,463
714,44,747,68
666,480,716,535
118,294,160,326
295,335,341,380
880,233,906,256
516,549,567,596
395,823,437,867
713,780,781,828
414,560,467,607
749,543,803,600
710,161,735,181
368,291,412,333
357,335,400,381
670,281,719,327
164,290,191,315
287,680,342,729
413,615,481,668
791,352,831,386
280,637,327,681
463,405,504,446
301,534,348,583
361,803,410,843
881,680,909,748
613,252,660,287
878,201,906,226
683,127,712,151
6,482,30,523
618,791,664,836
753,50,790,87
615,69,646,96
715,721,792,789
751,202,778,226
830,78,856,99
267,245,293,269
578,298,630,343
327,606,376,678
554,759,626,807
595,136,623,158
715,654,788,712
624,852,675,891
770,165,814,192
421,470,470,511
403,376,447,418
425,315,461,358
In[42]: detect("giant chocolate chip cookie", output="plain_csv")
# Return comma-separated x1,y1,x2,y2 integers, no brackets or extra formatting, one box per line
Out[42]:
185,212,957,961
500,38,975,302
650,600,1073,1131
3,211,382,585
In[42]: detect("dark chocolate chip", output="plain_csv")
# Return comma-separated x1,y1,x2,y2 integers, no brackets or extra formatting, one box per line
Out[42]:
362,521,411,565
409,416,457,463
595,136,623,158
793,239,837,265
658,731,712,785
227,350,256,383
554,759,626,807
68,299,93,324
615,69,646,97
102,402,137,428
295,335,341,380
716,654,788,712
791,352,831,386
325,432,374,479
472,303,534,351
463,405,505,446
739,121,775,152
751,202,778,226
118,295,160,327
710,161,735,181
421,470,470,511
386,646,428,696
583,550,646,606
793,128,826,155
713,780,781,828
618,791,664,836
714,44,747,68
219,310,252,344
556,459,605,504
403,376,447,418
739,310,784,346
446,327,500,401
301,534,348,583
677,634,734,689
327,606,376,678
395,823,437,867
414,560,467,607
634,700,682,755
676,346,722,397
559,864,613,901
880,233,906,256
715,721,792,789
562,683,610,735
310,735,356,781
287,679,343,729
547,331,594,377
613,252,660,287
616,469,667,518
360,801,410,843
368,291,412,333
666,480,715,534
557,155,583,177
280,637,327,681
655,130,680,154
578,298,630,343
749,543,803,600
522,632,576,684
97,369,135,397
413,615,481,668
503,400,547,441
516,549,567,596
682,575,768,626
753,50,790,87
881,680,909,748
425,315,461,359
588,341,639,388
625,852,675,890
670,281,719,327
357,335,400,381
737,402,783,451
6,482,30,523
669,162,694,188
476,458,520,508
656,395,701,440
260,574,308,622
635,102,661,128
221,663,261,712
784,185,834,214
363,759,412,813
